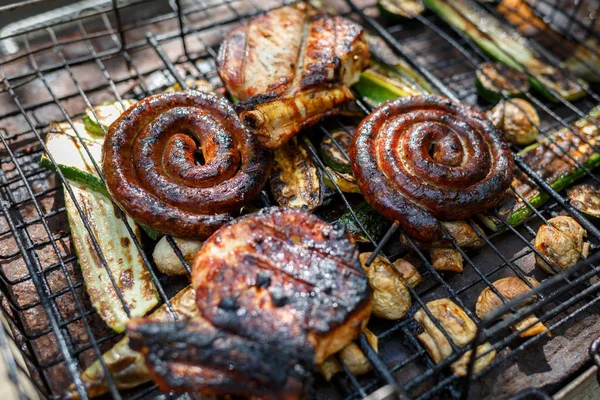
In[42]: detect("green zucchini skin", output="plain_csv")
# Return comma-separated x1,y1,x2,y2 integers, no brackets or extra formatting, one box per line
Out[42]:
422,0,588,102
335,202,392,243
82,100,135,136
378,0,424,19
323,168,361,194
478,106,600,231
475,62,529,104
41,121,161,240
354,62,424,106
320,130,353,174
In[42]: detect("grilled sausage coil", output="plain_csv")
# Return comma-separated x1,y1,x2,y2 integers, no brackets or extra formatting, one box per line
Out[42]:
351,95,513,242
102,91,270,238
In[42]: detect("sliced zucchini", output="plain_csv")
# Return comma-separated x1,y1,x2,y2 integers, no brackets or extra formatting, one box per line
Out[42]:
561,38,600,83
323,167,361,194
494,0,600,83
270,137,323,211
378,0,424,19
422,0,588,102
65,181,159,332
41,122,161,240
478,106,600,230
320,129,353,174
354,61,424,107
568,184,600,219
83,99,135,136
335,202,392,243
366,33,435,94
41,123,107,196
475,62,530,103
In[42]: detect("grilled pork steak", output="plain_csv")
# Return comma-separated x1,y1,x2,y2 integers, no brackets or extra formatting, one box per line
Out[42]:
128,207,371,399
217,3,370,149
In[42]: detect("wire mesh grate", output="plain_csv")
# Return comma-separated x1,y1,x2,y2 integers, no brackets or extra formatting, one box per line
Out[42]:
1,0,600,399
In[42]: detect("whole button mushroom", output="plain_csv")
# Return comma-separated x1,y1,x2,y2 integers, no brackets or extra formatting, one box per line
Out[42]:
534,216,589,274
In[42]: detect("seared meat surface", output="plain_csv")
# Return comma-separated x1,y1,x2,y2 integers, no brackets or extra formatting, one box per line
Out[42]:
350,95,513,243
102,91,270,238
217,3,370,149
128,207,371,399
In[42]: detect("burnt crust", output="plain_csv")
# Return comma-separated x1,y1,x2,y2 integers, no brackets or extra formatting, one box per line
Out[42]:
127,207,371,399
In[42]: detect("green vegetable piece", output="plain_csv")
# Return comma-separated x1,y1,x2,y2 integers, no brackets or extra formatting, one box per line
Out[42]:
83,99,135,136
378,0,424,19
475,62,529,104
335,202,392,244
65,181,159,332
422,0,588,102
320,129,353,174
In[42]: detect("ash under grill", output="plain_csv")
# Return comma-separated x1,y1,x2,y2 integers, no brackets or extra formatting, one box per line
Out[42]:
1,0,600,399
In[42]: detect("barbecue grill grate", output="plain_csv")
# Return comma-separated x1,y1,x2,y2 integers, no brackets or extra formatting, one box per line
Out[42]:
1,0,600,399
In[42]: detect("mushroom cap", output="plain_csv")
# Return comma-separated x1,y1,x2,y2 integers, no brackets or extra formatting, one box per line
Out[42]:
475,277,539,319
359,252,411,320
534,216,586,274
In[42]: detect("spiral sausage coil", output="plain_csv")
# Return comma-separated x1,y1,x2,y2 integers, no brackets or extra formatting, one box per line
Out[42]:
351,96,513,243
102,91,270,238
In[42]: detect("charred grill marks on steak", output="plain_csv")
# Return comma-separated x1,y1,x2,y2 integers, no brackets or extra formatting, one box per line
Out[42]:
217,3,370,149
128,207,371,399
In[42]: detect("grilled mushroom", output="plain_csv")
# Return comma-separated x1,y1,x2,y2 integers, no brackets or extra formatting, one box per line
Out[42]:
568,183,600,219
430,248,463,273
400,220,485,250
534,216,589,274
488,99,540,146
400,220,484,273
393,258,422,287
414,298,496,376
319,328,378,381
475,277,547,338
153,237,202,276
359,252,412,320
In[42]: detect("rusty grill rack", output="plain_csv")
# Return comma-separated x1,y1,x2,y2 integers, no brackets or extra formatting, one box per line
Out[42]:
1,0,600,399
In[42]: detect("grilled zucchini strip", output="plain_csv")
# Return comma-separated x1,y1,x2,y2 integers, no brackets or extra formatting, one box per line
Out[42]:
354,61,424,106
270,137,323,211
42,120,159,332
82,99,135,136
63,286,197,399
479,106,600,231
40,120,160,240
422,0,588,102
65,181,159,332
